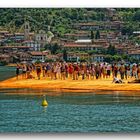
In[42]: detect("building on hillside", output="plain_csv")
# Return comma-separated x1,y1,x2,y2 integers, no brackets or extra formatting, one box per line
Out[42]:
128,50,140,60
73,21,123,31
0,54,11,63
93,39,108,46
91,54,105,62
64,32,90,40
30,51,49,62
58,52,89,62
75,39,92,44
14,33,25,43
62,43,107,51
0,31,9,36
106,8,121,21
0,46,31,53
35,30,48,48
16,52,32,62
58,52,105,62
67,52,89,62
22,40,41,51
73,22,100,30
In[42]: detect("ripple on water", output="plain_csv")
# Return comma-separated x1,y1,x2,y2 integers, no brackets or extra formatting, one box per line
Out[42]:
0,89,140,132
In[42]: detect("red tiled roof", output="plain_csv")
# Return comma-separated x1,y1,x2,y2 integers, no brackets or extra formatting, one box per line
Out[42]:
128,50,140,55
30,51,48,56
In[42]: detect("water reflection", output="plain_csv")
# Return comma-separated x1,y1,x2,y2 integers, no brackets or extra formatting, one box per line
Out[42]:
0,88,140,105
42,106,48,113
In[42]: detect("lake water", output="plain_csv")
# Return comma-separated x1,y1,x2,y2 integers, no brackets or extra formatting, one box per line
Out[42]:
1,89,140,133
0,66,16,81
0,66,140,133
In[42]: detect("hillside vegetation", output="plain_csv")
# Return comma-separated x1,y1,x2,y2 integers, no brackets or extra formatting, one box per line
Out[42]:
0,8,140,37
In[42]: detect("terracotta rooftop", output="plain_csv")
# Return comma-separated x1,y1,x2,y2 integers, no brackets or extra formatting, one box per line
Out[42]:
30,51,48,56
128,50,140,55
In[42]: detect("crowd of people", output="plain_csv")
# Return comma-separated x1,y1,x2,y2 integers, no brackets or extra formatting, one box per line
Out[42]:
16,62,140,81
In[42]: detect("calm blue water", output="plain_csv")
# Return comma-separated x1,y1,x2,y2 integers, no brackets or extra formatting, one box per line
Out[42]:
0,66,16,81
0,89,140,133
0,66,140,133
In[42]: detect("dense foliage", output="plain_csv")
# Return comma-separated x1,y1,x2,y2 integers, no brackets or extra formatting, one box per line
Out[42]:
0,8,140,37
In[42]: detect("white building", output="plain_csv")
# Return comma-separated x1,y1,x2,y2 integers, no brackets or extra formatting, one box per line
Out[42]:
75,39,92,43
30,51,49,63
129,50,140,60
92,54,105,62
23,40,41,51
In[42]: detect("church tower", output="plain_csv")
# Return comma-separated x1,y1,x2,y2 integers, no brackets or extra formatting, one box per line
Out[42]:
24,21,30,40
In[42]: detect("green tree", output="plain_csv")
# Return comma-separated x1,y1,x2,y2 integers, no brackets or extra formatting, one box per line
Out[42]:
80,58,87,62
113,55,122,61
63,49,67,62
95,30,100,39
133,10,140,21
45,58,54,62
90,31,94,43
107,44,117,55
121,24,134,35
122,54,129,61
104,55,113,63
45,43,60,54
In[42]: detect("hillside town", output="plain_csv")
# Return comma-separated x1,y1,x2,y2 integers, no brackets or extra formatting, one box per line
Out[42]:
0,8,140,65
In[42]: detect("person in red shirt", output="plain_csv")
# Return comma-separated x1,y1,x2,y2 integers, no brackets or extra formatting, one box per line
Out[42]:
68,63,73,79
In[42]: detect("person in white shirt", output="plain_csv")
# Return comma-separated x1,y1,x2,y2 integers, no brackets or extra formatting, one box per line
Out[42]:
112,77,123,83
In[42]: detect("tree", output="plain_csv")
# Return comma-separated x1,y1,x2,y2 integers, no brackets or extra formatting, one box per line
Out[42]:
45,43,60,54
113,55,122,62
90,31,94,43
87,50,98,56
95,30,100,39
121,24,134,36
122,54,129,61
104,55,113,63
45,58,54,62
80,58,87,62
63,49,67,62
133,10,140,21
107,44,117,55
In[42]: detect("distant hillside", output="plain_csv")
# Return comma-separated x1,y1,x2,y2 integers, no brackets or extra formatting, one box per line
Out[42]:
0,8,140,37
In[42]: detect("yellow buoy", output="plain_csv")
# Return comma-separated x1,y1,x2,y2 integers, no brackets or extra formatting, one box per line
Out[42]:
42,99,48,106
